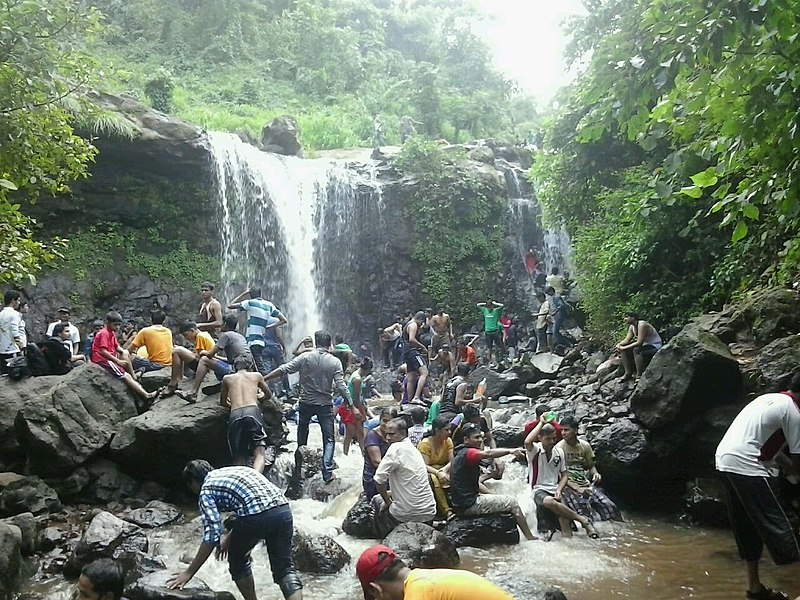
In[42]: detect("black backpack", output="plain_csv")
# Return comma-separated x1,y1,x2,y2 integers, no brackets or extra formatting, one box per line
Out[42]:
25,342,52,376
6,355,30,380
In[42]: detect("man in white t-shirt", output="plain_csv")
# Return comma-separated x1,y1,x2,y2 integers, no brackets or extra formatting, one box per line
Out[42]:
0,290,23,373
715,372,800,600
372,417,437,536
46,307,80,355
524,421,597,539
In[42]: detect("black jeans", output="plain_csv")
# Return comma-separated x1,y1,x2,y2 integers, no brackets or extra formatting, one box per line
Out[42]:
297,403,335,481
229,504,296,583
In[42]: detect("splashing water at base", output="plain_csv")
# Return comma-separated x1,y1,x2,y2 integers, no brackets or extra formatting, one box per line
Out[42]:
31,422,800,600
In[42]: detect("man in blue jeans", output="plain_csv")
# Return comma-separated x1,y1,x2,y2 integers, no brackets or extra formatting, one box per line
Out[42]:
167,460,303,600
545,286,569,350
265,330,350,483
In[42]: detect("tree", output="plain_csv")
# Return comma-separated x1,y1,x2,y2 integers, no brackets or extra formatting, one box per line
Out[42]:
0,0,102,284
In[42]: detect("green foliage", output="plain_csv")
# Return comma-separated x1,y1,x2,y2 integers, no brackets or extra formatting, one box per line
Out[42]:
144,69,175,113
533,0,800,338
61,223,218,286
395,140,507,324
85,0,538,150
0,0,102,284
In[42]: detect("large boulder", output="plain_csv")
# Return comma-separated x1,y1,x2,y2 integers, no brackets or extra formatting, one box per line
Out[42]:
260,116,303,157
0,376,61,466
14,365,138,476
682,477,729,528
123,501,182,529
0,476,61,516
591,419,648,501
752,335,800,392
291,528,350,574
82,459,140,503
65,511,150,576
443,513,520,547
125,571,236,600
491,425,525,448
342,497,378,539
110,397,230,485
699,288,800,346
0,523,22,600
382,522,459,568
2,513,36,555
629,322,743,430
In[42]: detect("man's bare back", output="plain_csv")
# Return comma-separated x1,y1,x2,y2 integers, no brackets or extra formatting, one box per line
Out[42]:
431,313,451,335
221,370,272,411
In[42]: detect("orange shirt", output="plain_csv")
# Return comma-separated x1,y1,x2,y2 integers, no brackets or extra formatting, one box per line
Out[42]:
132,325,173,365
460,346,477,366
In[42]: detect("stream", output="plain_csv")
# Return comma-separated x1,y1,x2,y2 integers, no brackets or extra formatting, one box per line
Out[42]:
28,420,800,600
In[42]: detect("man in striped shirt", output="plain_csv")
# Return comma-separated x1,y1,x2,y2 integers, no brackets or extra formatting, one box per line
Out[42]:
229,287,288,377
167,461,303,600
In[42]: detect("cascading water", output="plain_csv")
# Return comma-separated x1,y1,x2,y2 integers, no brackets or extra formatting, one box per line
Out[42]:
208,133,383,346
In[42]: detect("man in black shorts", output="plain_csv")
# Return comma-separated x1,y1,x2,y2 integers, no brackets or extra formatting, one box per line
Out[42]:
220,356,272,473
403,311,429,404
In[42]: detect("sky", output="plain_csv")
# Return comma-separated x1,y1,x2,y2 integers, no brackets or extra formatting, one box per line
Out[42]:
475,0,587,106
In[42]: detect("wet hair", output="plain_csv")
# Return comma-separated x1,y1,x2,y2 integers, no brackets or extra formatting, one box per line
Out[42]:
81,559,125,600
431,415,451,433
249,286,262,298
179,321,198,334
223,314,238,330
151,310,166,325
462,404,481,421
535,404,550,417
389,417,408,436
456,362,470,377
334,334,344,345
52,323,68,337
315,330,332,348
625,311,640,320
551,267,559,275
182,459,214,488
790,371,800,393
106,311,123,324
409,406,426,425
360,357,374,372
560,415,578,430
4,290,20,306
540,423,557,438
233,355,252,372
544,286,555,296
201,282,215,291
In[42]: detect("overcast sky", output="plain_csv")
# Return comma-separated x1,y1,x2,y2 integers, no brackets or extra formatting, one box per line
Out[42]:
475,0,586,105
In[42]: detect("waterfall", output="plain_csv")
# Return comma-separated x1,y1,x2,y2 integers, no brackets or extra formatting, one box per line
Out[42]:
207,132,383,346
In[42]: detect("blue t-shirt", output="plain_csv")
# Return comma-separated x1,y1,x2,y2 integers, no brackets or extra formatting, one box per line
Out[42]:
236,298,282,347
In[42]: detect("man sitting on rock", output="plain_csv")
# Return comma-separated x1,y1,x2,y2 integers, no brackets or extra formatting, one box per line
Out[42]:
168,460,303,600
77,558,124,600
91,311,159,408
439,362,479,423
372,417,437,537
221,356,274,473
451,404,505,485
523,404,563,442
127,309,173,373
356,544,514,600
46,306,80,356
616,311,663,380
161,322,216,398
40,323,78,374
449,423,537,541
556,416,622,523
525,421,598,539
176,315,255,403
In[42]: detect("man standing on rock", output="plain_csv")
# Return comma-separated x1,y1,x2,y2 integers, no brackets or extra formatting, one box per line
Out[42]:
264,330,350,483
372,417,437,537
449,423,537,541
0,290,23,373
715,372,800,600
477,299,505,364
197,282,223,335
228,286,287,377
221,356,273,473
429,307,453,360
168,460,303,600
402,312,429,405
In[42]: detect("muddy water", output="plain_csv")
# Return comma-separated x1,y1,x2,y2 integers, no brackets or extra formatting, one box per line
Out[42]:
32,423,800,600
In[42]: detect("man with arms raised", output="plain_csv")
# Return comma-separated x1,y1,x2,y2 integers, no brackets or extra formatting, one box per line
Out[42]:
715,372,800,600
220,356,273,473
168,460,303,600
372,417,437,537
228,286,287,376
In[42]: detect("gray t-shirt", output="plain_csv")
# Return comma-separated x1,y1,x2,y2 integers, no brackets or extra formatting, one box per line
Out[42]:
217,331,249,363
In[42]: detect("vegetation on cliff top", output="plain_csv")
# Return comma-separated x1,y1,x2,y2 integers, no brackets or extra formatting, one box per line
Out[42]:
532,0,800,340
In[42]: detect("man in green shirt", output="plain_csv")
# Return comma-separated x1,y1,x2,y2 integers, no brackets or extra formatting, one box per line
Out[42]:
477,299,505,364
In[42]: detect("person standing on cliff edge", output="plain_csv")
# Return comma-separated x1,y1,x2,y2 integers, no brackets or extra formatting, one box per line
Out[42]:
715,371,800,600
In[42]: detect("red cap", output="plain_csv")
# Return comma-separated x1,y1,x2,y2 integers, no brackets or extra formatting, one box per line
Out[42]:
356,545,397,599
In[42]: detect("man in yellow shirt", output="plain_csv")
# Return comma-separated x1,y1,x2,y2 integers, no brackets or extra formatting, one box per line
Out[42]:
161,321,215,398
356,545,514,600
128,310,173,372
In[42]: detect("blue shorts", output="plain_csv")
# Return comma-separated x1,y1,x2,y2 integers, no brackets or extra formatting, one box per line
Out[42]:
210,359,235,380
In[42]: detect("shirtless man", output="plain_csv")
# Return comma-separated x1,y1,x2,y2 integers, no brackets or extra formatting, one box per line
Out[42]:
220,356,273,473
434,343,456,386
197,282,223,335
403,312,429,405
380,321,403,368
429,308,453,360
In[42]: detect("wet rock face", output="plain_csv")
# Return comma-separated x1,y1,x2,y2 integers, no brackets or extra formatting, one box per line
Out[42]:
0,476,61,517
0,522,23,600
342,497,378,539
260,116,303,157
2,513,36,556
491,424,525,448
443,513,520,547
752,335,800,392
292,528,350,574
65,511,151,577
126,571,237,600
14,365,138,476
682,477,729,528
123,501,182,529
382,522,460,569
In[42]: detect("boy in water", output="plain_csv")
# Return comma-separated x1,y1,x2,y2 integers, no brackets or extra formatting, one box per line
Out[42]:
220,356,273,473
